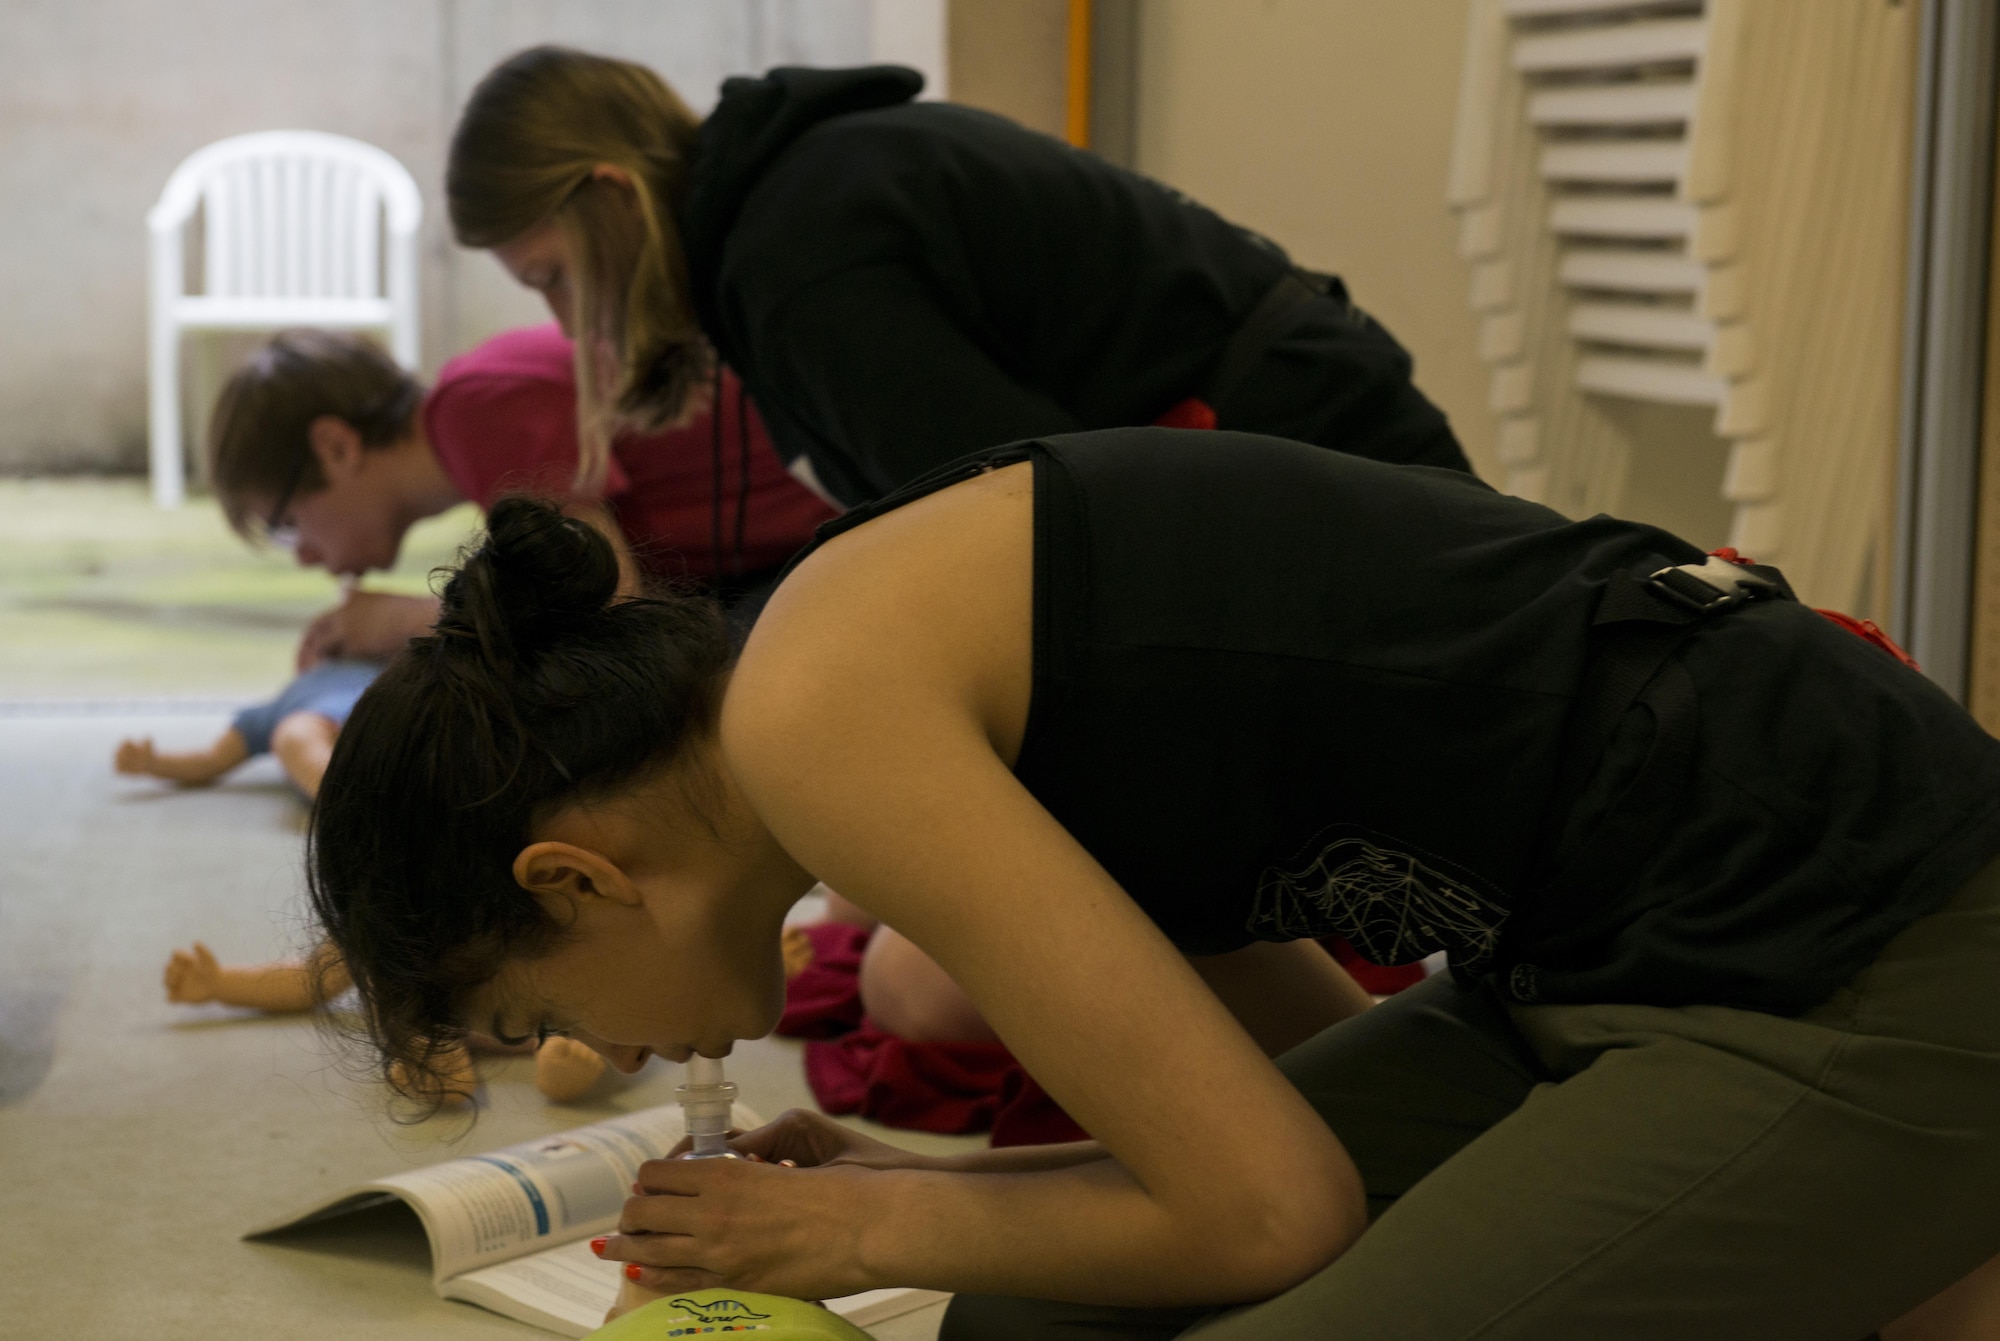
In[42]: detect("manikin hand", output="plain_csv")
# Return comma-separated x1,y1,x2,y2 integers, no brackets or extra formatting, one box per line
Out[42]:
389,1041,480,1109
114,737,160,777
534,1036,609,1101
163,942,224,1004
296,590,440,670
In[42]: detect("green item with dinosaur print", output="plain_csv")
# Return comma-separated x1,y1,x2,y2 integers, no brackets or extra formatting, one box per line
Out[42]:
583,1290,876,1339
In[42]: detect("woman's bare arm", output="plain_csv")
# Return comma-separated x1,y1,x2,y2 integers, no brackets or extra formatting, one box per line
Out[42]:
1189,940,1376,1057
692,463,1364,1306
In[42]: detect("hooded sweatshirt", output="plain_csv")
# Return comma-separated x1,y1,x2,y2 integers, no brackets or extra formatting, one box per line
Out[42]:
676,66,1466,507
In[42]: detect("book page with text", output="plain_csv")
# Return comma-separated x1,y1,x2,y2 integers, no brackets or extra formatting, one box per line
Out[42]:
446,1237,614,1337
376,1105,695,1280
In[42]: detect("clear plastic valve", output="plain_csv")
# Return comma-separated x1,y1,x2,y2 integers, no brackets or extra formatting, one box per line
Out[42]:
676,1055,740,1160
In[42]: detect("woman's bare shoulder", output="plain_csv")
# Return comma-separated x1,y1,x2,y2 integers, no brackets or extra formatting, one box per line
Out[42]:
722,461,1035,767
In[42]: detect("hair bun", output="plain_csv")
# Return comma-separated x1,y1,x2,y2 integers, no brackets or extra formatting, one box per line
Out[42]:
438,495,620,658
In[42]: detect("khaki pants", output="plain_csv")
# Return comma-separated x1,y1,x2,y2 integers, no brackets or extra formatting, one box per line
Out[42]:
943,858,2000,1340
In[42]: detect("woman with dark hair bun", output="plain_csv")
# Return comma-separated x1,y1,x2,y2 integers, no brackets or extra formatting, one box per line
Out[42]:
311,427,2000,1339
444,45,1470,509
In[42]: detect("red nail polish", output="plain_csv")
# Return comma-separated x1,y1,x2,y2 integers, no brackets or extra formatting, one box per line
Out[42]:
590,1237,608,1256
624,1262,643,1281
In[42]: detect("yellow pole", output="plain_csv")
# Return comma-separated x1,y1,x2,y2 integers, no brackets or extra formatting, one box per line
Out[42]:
1066,0,1093,148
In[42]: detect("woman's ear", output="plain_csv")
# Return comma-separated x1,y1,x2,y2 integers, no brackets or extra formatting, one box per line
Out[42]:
513,841,645,917
307,415,366,481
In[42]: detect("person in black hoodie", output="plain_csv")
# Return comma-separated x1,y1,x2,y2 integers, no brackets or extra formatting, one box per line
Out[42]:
445,45,1470,509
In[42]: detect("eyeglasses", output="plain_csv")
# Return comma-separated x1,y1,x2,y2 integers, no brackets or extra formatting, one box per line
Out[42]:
257,384,417,547
261,447,313,549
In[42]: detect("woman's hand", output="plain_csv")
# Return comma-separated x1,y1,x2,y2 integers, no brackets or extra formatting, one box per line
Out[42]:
721,1107,943,1173
603,1275,669,1324
296,590,440,669
598,1153,892,1300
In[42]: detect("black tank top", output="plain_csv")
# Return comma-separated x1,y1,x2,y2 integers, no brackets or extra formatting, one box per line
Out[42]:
788,428,2000,1013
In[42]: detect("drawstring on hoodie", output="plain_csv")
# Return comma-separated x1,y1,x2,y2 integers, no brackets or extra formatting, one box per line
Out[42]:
735,379,751,578
709,364,751,584
710,362,725,585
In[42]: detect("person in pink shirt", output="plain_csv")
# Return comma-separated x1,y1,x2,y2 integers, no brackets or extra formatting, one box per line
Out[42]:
205,324,835,665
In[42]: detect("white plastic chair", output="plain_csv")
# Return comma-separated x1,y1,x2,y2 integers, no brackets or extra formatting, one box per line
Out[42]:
146,130,422,508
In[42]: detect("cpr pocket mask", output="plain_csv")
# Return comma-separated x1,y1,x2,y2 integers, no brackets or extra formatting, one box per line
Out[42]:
583,1290,876,1340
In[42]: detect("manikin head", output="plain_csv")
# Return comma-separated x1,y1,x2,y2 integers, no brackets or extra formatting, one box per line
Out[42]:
308,498,798,1110
207,329,440,577
448,45,711,489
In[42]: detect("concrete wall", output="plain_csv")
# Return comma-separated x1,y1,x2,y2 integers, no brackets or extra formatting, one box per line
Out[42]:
0,0,929,475
1129,0,1497,481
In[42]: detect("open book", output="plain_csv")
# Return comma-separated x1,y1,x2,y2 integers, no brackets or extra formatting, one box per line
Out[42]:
247,1102,945,1336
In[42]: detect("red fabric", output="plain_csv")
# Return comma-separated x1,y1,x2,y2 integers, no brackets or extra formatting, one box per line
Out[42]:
800,1023,1091,1145
990,1067,1090,1147
776,922,871,1038
777,922,1087,1145
776,925,1427,1146
805,1025,1046,1137
1709,549,1921,671
422,324,836,580
1320,937,1429,995
1813,608,1922,671
1152,396,1219,431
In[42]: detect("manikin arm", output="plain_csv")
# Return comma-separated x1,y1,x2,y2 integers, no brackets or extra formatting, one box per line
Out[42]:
115,728,251,787
162,941,352,1010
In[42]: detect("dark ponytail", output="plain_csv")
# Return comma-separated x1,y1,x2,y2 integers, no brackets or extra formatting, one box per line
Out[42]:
308,496,729,1111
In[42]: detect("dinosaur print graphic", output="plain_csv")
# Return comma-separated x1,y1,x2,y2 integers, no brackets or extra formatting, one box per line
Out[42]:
669,1296,773,1324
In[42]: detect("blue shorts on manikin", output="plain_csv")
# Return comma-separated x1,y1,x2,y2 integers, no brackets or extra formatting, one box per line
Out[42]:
230,660,380,757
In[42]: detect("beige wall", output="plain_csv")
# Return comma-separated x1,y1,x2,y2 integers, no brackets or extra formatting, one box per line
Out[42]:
1131,0,1496,480
947,0,1069,139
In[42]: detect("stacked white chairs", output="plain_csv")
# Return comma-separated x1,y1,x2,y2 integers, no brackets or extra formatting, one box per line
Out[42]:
146,130,422,507
1448,0,1915,611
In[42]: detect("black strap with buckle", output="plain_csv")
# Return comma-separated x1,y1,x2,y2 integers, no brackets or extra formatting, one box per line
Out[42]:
1563,553,1796,798
1644,554,1783,616
1500,553,1798,1002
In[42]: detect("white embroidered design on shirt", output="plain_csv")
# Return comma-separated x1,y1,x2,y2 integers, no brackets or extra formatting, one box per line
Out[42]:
1250,834,1508,968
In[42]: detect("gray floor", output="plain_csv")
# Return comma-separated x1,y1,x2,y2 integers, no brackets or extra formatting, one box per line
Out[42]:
0,712,973,1340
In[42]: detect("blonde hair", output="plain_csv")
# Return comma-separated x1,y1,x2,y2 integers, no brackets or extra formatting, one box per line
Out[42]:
448,46,712,492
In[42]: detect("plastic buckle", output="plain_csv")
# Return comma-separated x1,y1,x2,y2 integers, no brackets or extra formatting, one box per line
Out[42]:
1644,555,1779,616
